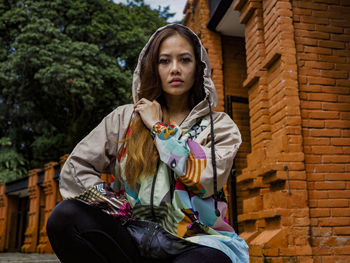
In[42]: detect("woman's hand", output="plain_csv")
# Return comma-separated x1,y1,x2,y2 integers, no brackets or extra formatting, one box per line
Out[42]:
134,98,162,130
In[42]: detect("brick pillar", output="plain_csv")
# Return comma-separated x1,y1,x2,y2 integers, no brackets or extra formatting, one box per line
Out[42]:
37,162,58,253
21,169,41,252
233,0,312,262
0,182,8,251
59,154,69,170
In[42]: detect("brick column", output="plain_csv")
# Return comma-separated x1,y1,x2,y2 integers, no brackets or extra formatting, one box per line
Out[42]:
0,182,8,251
21,169,41,252
234,0,312,262
59,154,69,170
37,162,58,253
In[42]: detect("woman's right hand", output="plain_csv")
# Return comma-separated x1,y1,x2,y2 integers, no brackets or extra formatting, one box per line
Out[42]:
134,98,162,130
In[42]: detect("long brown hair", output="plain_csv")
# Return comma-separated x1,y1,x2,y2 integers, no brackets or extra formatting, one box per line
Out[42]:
124,24,205,187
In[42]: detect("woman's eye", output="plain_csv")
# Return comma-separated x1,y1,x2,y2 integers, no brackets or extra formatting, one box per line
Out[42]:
181,57,192,63
159,59,169,64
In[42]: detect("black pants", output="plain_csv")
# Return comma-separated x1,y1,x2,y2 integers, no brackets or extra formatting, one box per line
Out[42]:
46,200,231,263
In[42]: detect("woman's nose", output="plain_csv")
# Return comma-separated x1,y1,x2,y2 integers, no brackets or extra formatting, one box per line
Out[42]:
170,60,180,74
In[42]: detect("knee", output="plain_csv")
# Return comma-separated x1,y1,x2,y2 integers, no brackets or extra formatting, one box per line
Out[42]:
46,199,81,235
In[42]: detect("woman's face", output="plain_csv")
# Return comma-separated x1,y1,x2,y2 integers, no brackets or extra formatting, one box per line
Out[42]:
158,34,196,98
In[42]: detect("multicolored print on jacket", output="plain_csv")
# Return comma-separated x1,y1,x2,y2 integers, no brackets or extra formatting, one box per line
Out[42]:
111,117,249,262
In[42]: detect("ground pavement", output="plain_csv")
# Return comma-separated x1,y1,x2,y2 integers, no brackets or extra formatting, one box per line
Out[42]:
0,253,60,263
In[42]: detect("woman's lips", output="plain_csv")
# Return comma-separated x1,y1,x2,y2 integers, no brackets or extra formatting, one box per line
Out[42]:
170,80,183,86
170,78,183,86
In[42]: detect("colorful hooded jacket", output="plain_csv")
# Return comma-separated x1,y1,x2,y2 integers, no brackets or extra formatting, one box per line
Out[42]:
59,24,249,262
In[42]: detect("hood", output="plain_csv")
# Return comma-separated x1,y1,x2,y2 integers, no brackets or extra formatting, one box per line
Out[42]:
132,24,218,128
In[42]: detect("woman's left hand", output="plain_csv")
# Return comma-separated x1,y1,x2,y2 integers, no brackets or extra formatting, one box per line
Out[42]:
134,98,162,130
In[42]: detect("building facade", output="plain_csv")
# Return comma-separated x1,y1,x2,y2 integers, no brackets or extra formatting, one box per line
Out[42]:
184,0,350,262
0,0,349,261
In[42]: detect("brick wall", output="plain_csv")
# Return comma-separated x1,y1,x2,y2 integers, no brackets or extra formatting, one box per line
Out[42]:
293,0,350,262
185,0,350,262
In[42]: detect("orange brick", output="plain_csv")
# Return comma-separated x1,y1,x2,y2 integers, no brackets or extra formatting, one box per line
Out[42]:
331,33,350,42
309,110,339,119
318,199,348,207
334,226,350,235
263,248,279,257
334,247,350,255
302,119,325,128
338,95,350,103
316,24,344,34
331,138,350,146
319,217,350,226
298,53,319,61
309,190,328,199
307,173,324,181
296,1,328,10
289,181,307,189
301,16,329,25
318,40,345,49
304,46,332,55
243,196,263,213
332,208,350,217
315,181,346,190
304,61,333,69
322,102,350,111
310,208,330,217
336,79,350,87
335,63,350,71
307,76,336,85
311,146,343,154
343,130,350,136
328,190,350,198
307,93,337,102
304,137,330,145
297,37,318,46
301,101,322,109
294,9,313,16
322,255,350,263
319,55,347,63
329,5,350,13
325,120,350,128
320,70,348,79
323,155,350,163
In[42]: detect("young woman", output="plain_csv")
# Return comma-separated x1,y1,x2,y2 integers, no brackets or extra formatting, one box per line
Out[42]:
46,24,249,263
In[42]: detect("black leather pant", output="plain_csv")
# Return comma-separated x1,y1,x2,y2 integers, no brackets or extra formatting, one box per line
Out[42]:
46,199,232,263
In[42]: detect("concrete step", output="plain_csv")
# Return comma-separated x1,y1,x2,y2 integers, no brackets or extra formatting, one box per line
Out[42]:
0,253,60,263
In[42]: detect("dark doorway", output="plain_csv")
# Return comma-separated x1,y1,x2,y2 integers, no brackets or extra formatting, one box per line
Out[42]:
37,186,46,246
7,196,29,251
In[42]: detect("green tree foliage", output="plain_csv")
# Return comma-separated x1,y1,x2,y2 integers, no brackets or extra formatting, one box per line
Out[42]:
0,137,27,182
0,0,172,173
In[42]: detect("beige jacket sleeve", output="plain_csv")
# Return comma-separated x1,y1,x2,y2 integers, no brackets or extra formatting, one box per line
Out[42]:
193,112,242,198
59,104,133,199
